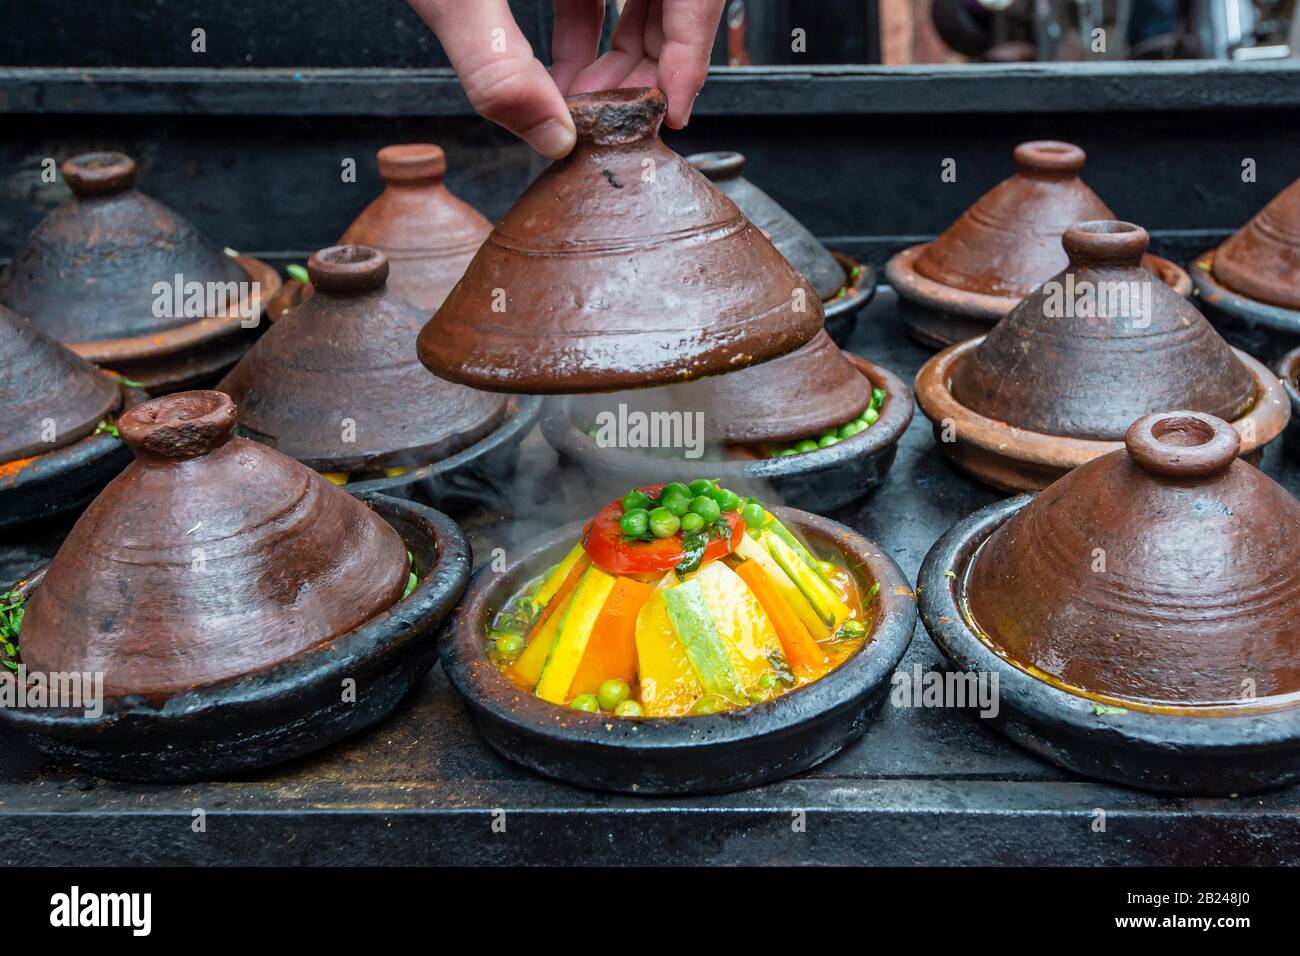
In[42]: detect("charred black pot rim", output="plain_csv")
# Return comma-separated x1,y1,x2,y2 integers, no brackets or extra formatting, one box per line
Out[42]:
1190,251,1300,334
918,495,1300,753
339,396,542,495
538,356,913,485
440,507,915,754
0,493,470,735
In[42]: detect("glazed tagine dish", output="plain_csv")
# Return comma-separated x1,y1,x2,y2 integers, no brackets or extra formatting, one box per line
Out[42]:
220,244,538,510
885,141,1192,349
418,88,823,393
0,151,280,392
914,220,1288,492
540,331,912,510
1190,176,1300,363
441,480,915,794
0,390,470,781
920,410,1300,795
0,304,144,529
688,151,876,345
339,143,492,312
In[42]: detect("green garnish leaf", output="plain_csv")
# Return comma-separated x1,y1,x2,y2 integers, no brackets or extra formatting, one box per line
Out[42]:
286,264,310,284
1093,703,1127,716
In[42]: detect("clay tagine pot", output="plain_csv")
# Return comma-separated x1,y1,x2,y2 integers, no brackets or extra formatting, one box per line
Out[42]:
0,390,471,781
541,333,912,510
339,144,493,312
418,88,823,393
0,151,280,392
1276,345,1300,464
688,151,877,344
885,141,1192,349
915,220,1289,492
1190,177,1300,363
0,304,144,529
441,507,914,794
920,411,1300,795
220,244,509,475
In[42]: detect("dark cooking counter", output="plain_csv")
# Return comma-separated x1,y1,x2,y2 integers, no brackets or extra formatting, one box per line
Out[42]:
2,290,1299,867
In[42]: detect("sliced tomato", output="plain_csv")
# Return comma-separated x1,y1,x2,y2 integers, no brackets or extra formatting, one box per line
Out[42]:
581,484,745,575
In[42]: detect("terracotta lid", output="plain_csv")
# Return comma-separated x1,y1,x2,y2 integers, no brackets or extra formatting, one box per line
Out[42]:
417,88,823,393
0,304,121,462
914,141,1169,299
966,410,1300,706
568,330,870,445
951,221,1256,441
219,245,508,471
339,144,493,312
0,151,248,343
18,390,410,698
688,150,844,301
1213,177,1300,310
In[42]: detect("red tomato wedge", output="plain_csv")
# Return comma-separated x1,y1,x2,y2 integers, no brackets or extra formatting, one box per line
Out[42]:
581,484,745,575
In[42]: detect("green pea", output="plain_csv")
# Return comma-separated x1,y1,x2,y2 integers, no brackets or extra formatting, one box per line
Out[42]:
688,478,717,497
621,489,651,513
872,387,887,409
680,512,705,532
839,420,864,439
793,439,818,454
614,700,644,718
779,448,798,457
740,501,767,528
862,407,880,426
570,694,600,713
689,694,729,715
620,508,650,537
660,490,691,516
597,678,632,711
709,487,741,512
648,507,681,538
758,672,778,690
818,434,840,448
662,482,691,500
689,496,721,523
495,633,525,658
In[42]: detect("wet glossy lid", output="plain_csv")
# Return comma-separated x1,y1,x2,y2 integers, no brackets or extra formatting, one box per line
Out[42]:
965,410,1300,707
219,245,508,471
0,151,248,343
0,304,121,462
17,390,410,698
338,143,492,312
1213,177,1300,310
688,150,844,301
951,221,1256,440
417,88,822,394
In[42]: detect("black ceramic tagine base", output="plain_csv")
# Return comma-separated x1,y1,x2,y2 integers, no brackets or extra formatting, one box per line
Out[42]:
342,396,542,513
919,496,1300,796
1192,252,1300,365
0,383,146,531
823,252,877,347
1278,348,1300,465
0,494,470,783
440,508,915,795
539,357,911,512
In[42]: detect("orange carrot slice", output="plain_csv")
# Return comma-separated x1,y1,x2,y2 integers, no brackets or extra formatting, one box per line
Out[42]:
735,559,829,677
509,554,591,688
567,576,655,698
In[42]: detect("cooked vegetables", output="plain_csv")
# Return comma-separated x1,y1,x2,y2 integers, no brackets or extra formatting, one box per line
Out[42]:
488,484,872,718
766,383,888,458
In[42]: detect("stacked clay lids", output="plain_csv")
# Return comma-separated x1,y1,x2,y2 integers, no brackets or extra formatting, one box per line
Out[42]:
1,304,121,462
965,411,1300,707
339,144,493,312
688,150,844,301
886,141,1191,347
1210,177,1300,310
418,87,823,394
914,221,1289,491
18,390,410,698
220,245,508,472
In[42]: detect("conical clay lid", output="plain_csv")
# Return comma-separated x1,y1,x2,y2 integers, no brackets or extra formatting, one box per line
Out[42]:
1213,177,1300,310
689,151,844,301
0,303,121,461
418,88,822,393
339,144,493,312
220,245,507,471
951,221,1256,441
966,411,1300,706
18,390,409,698
0,152,247,342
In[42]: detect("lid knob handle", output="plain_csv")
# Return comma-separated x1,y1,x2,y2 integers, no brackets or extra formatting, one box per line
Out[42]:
1125,411,1241,479
63,151,137,198
119,390,238,461
307,244,390,293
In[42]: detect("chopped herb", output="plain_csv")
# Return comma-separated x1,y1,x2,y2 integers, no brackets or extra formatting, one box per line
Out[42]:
1093,703,1127,716
835,619,866,640
674,528,709,578
93,417,120,439
0,590,25,671
765,651,795,687
116,377,145,389
286,263,310,284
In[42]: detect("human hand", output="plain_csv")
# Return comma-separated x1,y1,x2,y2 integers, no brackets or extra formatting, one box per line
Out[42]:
407,0,725,160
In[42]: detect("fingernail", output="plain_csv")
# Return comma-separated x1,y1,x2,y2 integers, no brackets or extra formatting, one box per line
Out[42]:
526,116,576,160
